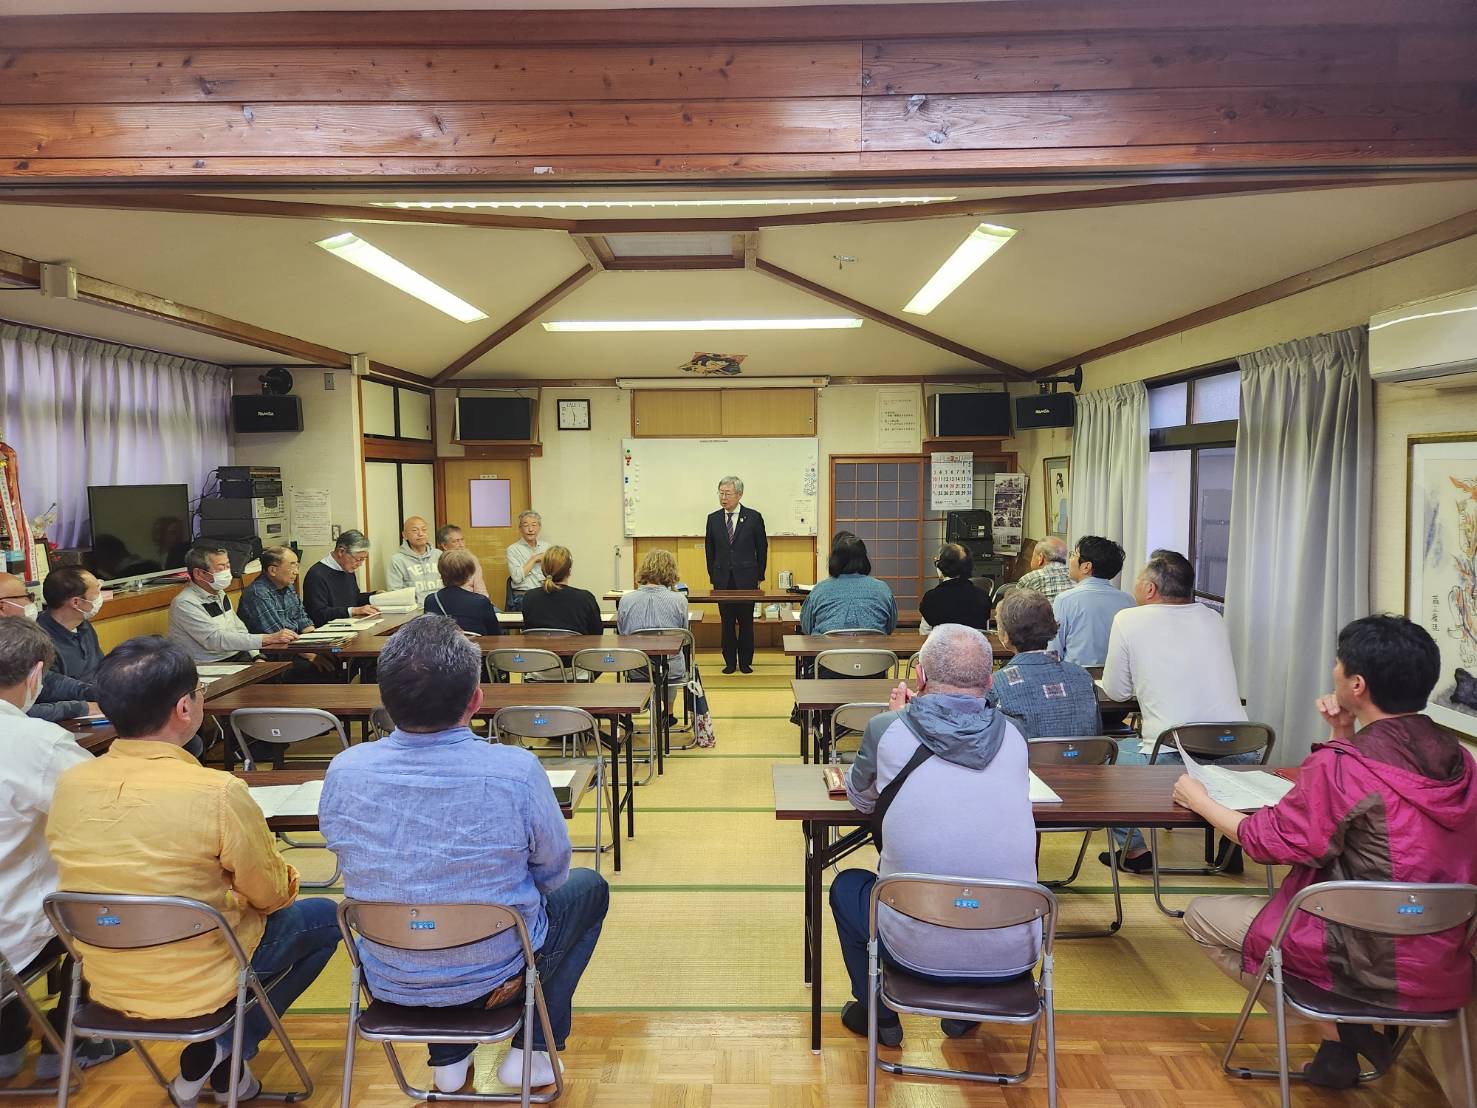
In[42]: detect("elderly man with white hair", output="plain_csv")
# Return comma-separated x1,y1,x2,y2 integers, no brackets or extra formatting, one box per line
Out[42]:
830,623,1040,1046
505,510,551,612
1012,536,1072,601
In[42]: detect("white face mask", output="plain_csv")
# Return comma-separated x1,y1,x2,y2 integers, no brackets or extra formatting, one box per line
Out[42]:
21,665,42,712
211,569,233,592
78,594,104,620
20,601,38,622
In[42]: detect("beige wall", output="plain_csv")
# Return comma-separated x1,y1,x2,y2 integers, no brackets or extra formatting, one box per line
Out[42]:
229,367,365,567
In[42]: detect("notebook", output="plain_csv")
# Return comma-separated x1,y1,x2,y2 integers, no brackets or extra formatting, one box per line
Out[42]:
247,780,324,820
824,767,1062,803
1175,737,1294,811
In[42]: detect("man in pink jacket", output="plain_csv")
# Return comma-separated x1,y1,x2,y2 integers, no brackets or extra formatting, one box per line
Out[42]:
1174,614,1477,1089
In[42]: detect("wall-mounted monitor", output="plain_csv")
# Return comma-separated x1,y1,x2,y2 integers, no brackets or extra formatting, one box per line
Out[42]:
455,395,537,442
932,391,1012,437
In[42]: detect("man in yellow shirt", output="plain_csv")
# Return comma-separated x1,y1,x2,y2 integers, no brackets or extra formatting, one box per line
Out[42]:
46,636,338,1104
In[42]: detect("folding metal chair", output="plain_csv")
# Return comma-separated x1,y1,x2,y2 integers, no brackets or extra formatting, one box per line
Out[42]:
812,651,897,760
486,647,568,684
337,899,564,1107
830,702,887,766
1027,737,1123,938
1222,881,1477,1108
369,707,397,741
492,705,608,874
0,947,82,1098
1141,722,1277,917
866,874,1058,1108
572,647,657,785
228,707,348,888
628,626,698,747
43,892,312,1108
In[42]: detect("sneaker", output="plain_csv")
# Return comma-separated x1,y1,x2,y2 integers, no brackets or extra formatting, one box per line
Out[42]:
840,1000,902,1047
496,1046,562,1088
168,1042,228,1107
432,1055,472,1093
0,1048,24,1080
210,1058,261,1103
34,1037,130,1079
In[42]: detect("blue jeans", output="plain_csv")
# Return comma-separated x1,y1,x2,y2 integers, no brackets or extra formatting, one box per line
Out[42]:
426,868,610,1066
224,897,340,1060
1112,739,1261,854
829,869,1023,1026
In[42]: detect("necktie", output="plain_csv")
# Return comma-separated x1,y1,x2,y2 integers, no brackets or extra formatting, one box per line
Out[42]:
726,513,735,542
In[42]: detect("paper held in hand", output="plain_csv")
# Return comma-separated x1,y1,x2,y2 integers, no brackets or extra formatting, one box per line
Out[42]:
247,780,324,820
1175,737,1294,811
368,587,418,613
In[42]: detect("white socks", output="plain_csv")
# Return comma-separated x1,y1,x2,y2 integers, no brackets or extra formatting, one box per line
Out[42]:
497,1047,561,1088
432,1055,472,1093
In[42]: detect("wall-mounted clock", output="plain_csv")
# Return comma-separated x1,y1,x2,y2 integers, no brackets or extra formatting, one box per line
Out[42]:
557,398,591,431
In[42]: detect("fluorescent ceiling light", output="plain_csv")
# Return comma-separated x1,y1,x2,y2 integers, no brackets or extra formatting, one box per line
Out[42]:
371,196,955,211
314,232,487,323
543,318,863,333
903,223,1017,316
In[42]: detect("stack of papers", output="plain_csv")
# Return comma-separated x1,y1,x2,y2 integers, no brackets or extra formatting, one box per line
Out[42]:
1029,772,1062,804
247,780,324,820
369,587,418,613
199,663,249,688
292,629,353,645
1176,738,1294,811
322,617,383,631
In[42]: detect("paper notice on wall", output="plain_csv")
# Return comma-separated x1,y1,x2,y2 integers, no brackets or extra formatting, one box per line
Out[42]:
290,487,332,546
876,387,921,451
930,452,974,511
992,473,1028,554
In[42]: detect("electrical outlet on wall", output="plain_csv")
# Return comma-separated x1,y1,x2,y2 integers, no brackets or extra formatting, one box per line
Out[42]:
324,372,336,391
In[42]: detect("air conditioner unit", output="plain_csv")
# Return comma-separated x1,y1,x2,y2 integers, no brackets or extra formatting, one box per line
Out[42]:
1369,284,1477,385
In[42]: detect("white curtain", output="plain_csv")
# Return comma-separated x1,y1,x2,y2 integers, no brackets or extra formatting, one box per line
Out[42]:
1224,326,1371,766
1070,381,1149,585
0,323,232,548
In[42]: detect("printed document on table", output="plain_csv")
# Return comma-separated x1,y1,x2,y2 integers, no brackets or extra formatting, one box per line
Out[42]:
1029,771,1062,804
1175,738,1294,811
247,780,324,820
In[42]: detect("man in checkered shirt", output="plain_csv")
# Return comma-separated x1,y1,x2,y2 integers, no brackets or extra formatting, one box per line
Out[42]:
1010,537,1073,601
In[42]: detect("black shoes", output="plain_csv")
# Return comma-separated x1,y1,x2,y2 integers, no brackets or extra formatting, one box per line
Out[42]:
1099,850,1155,874
1302,1024,1399,1088
739,664,753,674
721,664,737,674
840,1001,902,1047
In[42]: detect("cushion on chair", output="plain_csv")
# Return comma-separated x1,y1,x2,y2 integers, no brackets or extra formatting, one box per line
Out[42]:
74,999,237,1038
881,966,1041,1021
356,999,524,1041
1281,975,1458,1024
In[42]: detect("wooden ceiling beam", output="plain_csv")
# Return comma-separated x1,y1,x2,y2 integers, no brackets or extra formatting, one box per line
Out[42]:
569,234,608,272
752,258,1026,380
432,265,598,385
1030,204,1477,376
602,256,745,271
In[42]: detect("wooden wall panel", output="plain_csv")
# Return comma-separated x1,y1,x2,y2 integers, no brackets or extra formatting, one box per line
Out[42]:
633,534,815,592
0,44,862,105
719,389,817,437
631,391,722,437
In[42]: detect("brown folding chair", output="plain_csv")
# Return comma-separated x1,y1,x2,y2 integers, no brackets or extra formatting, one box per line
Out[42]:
1027,737,1123,938
830,702,887,766
866,875,1058,1108
0,947,82,1098
1221,881,1477,1108
1142,722,1277,917
487,647,568,684
492,705,608,874
572,647,657,785
337,899,564,1107
43,892,312,1108
628,626,698,748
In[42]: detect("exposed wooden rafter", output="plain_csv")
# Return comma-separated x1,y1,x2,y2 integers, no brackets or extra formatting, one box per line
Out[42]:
1030,205,1477,376
432,265,598,385
752,258,1027,380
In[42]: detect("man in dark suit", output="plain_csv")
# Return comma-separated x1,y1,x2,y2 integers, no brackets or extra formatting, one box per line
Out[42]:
704,476,768,674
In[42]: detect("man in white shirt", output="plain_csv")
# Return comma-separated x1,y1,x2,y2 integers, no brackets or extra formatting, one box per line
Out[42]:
168,546,298,664
1099,548,1249,870
386,516,440,602
1050,535,1135,666
0,618,127,1079
505,511,551,611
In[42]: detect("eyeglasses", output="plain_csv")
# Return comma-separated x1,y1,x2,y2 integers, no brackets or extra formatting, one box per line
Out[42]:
0,593,31,605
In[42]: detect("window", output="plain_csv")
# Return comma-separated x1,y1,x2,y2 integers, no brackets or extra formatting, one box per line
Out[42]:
362,379,433,441
1145,368,1239,603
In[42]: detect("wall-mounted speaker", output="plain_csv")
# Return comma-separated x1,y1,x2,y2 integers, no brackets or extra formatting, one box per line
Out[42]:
1015,393,1076,429
231,395,303,433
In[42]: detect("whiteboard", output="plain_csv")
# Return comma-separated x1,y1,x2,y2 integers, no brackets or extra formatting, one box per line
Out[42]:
622,438,819,536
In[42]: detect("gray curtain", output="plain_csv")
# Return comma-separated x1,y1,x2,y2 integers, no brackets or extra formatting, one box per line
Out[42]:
1224,326,1372,766
1070,381,1148,586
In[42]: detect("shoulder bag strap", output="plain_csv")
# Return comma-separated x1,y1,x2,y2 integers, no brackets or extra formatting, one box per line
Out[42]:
870,715,934,856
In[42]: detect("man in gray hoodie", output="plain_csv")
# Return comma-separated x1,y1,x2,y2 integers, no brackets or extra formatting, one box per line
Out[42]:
831,623,1040,1045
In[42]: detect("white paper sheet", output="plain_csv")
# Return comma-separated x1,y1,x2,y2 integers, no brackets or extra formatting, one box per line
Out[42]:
247,780,324,820
1175,738,1294,811
545,769,576,790
1029,771,1062,804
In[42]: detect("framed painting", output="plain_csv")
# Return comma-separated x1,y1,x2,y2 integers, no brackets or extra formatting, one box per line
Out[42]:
1406,433,1477,738
1042,456,1071,539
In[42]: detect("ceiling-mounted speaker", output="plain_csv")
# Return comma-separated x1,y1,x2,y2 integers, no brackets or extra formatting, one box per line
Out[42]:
1015,393,1076,429
232,395,303,433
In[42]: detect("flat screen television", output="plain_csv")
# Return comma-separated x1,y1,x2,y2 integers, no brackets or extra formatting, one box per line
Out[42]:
85,483,192,583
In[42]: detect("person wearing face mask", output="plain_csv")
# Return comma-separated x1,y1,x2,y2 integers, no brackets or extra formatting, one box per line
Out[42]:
0,617,130,1082
167,545,298,665
0,571,98,724
37,566,106,686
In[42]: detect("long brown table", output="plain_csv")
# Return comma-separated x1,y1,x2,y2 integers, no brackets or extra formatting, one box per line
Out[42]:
239,761,597,832
63,660,293,754
207,682,651,871
774,762,1295,1053
791,677,1138,763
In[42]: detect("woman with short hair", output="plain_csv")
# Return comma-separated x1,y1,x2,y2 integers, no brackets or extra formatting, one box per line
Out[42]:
991,589,1100,738
918,543,992,632
423,548,503,636
616,549,689,684
799,532,898,635
518,546,603,635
